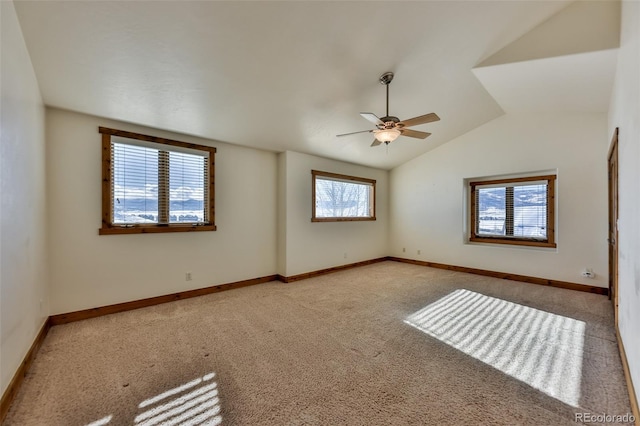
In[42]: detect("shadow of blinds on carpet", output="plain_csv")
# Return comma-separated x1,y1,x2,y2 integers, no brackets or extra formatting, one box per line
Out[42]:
404,289,585,408
84,372,221,426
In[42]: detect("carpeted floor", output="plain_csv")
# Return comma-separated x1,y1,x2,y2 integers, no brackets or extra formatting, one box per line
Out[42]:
4,261,634,425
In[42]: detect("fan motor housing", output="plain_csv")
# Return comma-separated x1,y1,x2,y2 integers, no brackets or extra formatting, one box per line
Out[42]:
380,116,400,128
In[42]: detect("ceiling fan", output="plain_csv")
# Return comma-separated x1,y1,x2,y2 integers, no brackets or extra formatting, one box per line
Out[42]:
337,72,440,147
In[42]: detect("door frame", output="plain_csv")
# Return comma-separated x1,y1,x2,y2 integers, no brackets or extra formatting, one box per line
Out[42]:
608,127,619,325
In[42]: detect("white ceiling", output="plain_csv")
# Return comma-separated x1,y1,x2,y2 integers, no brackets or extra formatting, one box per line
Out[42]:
14,0,586,169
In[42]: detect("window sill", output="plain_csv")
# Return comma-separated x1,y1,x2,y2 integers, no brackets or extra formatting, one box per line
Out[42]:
99,224,217,235
311,217,376,223
469,236,556,248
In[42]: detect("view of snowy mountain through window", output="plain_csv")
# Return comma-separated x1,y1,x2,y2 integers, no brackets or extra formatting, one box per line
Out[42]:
99,127,216,235
476,184,548,238
112,142,207,225
469,174,555,247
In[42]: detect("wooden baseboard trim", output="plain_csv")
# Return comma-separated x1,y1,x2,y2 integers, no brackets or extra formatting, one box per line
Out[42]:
1,317,51,423
50,275,279,325
51,257,391,325
617,328,640,425
278,257,388,283
388,257,608,296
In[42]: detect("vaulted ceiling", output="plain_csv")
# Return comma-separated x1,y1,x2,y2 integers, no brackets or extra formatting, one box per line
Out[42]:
14,1,619,169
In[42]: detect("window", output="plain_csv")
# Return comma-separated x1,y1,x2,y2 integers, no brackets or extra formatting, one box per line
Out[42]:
469,174,556,247
311,170,376,222
99,127,216,235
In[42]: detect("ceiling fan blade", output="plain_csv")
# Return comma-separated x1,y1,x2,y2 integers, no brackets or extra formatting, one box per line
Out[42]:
336,129,373,137
401,129,431,139
398,113,440,128
360,112,384,126
371,139,382,147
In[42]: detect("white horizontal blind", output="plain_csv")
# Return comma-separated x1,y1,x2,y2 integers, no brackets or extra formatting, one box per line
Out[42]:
112,143,159,224
475,182,548,239
112,140,208,225
169,151,207,223
315,177,372,218
512,184,547,238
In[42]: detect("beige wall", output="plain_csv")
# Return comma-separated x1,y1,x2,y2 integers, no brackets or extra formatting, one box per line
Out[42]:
0,1,49,395
46,109,278,314
390,113,609,288
279,151,389,277
45,112,390,311
608,0,640,403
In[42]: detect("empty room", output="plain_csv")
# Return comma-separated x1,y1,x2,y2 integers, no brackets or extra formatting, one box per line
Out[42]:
1,0,639,425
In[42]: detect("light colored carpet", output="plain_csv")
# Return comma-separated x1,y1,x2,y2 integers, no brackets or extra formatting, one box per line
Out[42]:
4,261,634,425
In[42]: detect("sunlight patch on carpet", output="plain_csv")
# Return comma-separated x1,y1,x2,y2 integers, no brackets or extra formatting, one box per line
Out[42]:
85,415,113,426
405,289,585,407
135,372,222,426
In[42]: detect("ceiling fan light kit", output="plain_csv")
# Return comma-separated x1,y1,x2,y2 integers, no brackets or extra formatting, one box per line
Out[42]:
337,72,440,148
374,128,401,143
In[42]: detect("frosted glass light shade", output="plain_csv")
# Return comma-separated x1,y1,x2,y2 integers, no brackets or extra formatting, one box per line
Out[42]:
375,128,401,143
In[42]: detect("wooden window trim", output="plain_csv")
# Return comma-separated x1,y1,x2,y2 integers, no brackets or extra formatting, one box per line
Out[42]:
311,170,376,222
469,174,556,248
99,127,216,235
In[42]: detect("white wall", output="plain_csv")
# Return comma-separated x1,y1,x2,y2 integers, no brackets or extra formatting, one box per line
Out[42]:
608,0,640,404
280,151,388,277
46,108,277,314
0,1,49,395
390,113,609,288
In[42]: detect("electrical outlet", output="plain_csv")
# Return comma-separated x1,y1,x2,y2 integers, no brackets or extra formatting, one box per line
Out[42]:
186,272,192,281
402,248,406,253
344,253,348,259
581,269,595,279
417,250,421,255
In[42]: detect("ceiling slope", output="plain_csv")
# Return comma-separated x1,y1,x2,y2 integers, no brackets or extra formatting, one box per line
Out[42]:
473,1,620,113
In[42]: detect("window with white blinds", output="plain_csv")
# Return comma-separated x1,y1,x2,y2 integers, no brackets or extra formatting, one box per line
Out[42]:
311,170,376,222
99,127,216,235
112,143,160,224
469,174,556,248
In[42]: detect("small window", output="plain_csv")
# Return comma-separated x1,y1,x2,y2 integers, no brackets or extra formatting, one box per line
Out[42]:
99,127,216,235
312,170,376,222
469,174,556,247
